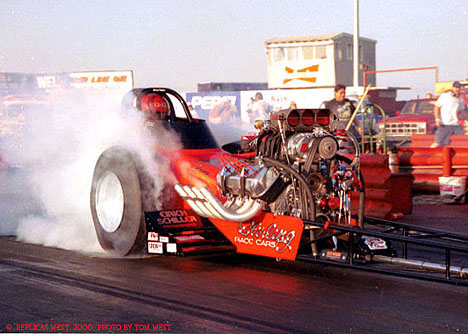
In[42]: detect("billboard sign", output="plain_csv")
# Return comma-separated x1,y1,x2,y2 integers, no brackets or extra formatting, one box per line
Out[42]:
185,91,241,123
68,70,133,95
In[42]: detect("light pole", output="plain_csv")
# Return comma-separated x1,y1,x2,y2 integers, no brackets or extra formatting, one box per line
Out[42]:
353,0,360,89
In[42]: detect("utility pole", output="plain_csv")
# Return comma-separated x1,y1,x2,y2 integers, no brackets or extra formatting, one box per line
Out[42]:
353,0,360,88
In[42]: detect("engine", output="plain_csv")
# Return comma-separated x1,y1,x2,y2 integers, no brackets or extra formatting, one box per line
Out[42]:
216,108,363,226
175,107,364,239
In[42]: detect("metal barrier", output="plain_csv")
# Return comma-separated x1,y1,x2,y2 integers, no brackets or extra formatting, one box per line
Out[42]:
344,85,387,154
359,104,387,154
394,135,468,190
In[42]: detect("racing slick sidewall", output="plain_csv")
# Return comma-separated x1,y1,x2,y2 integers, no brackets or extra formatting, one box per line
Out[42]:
90,147,145,256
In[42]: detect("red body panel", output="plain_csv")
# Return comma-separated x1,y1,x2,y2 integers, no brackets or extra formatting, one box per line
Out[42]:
164,147,224,194
212,213,304,261
158,146,305,260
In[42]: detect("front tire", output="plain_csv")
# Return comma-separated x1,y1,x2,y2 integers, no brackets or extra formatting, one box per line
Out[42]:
90,147,152,256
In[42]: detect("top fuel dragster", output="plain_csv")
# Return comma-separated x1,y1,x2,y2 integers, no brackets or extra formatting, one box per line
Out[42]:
90,88,468,285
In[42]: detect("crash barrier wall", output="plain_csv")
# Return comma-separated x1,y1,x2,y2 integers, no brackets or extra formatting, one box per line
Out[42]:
394,134,468,191
355,154,413,219
410,134,468,148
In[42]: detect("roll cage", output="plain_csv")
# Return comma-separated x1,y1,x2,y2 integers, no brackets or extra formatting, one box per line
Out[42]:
121,87,218,149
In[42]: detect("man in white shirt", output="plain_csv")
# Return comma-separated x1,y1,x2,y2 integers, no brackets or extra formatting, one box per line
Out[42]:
250,92,272,121
430,81,466,148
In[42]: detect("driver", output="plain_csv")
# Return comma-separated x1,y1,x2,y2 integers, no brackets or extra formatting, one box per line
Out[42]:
141,93,170,121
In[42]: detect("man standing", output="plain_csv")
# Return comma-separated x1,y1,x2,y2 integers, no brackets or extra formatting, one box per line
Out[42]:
430,81,466,148
209,97,237,124
323,84,355,122
250,92,272,121
322,84,360,135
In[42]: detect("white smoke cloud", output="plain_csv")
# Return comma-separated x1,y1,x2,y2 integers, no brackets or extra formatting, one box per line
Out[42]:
0,89,180,254
209,123,248,148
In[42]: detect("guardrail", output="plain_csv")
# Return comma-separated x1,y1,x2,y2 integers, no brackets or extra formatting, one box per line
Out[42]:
358,154,413,219
394,135,468,190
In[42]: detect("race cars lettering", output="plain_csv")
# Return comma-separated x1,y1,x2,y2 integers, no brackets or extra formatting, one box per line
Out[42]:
234,237,253,245
237,222,295,253
256,239,277,248
157,210,198,225
234,236,277,248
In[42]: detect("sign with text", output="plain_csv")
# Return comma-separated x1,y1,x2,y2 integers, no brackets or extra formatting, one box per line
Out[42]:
68,70,133,95
185,91,241,122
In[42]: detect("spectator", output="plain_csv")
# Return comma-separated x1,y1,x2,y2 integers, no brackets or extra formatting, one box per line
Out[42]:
322,84,360,134
250,92,272,121
430,81,466,148
289,101,297,109
209,97,237,124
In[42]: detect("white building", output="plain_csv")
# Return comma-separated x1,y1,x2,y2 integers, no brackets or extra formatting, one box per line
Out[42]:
265,32,376,89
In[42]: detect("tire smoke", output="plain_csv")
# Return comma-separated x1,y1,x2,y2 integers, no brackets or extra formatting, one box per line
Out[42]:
0,90,180,254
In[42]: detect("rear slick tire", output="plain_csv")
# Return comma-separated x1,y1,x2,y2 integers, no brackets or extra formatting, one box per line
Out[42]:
90,147,152,256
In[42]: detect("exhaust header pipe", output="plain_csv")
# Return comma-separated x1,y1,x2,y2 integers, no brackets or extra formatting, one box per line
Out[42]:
174,184,264,222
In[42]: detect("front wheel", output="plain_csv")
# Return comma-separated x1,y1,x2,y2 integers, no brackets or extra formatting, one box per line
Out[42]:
90,147,156,256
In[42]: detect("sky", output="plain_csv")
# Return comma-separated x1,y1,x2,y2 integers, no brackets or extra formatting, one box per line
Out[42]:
1,0,467,100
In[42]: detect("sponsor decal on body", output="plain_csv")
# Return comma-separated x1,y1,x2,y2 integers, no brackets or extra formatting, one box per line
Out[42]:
174,235,205,242
363,236,388,250
156,209,200,227
211,213,303,261
148,232,159,241
148,242,163,254
166,243,177,253
235,221,296,253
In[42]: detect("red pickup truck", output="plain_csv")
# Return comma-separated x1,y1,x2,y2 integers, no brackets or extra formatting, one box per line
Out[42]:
377,98,437,147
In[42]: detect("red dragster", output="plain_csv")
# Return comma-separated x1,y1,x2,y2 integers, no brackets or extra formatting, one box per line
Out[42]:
90,88,393,262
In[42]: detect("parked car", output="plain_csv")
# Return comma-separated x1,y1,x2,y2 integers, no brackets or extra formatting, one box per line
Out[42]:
377,98,437,147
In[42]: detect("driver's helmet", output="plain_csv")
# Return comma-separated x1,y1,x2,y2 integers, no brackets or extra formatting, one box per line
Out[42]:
141,93,170,120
